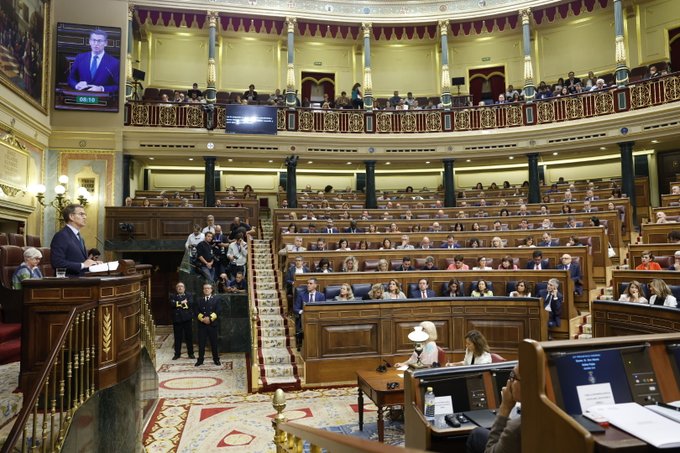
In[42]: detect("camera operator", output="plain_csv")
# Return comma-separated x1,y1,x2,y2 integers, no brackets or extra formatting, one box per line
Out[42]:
227,230,248,279
211,225,229,276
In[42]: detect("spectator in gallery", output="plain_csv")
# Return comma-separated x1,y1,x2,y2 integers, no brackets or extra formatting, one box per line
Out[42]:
68,29,119,93
243,84,258,101
335,91,351,109
351,82,363,109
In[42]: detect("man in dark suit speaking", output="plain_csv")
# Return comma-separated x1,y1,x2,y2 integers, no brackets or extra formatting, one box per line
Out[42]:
67,29,119,93
50,204,100,275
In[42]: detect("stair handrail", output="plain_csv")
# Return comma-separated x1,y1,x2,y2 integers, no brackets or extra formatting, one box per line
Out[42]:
271,389,425,453
1,302,98,453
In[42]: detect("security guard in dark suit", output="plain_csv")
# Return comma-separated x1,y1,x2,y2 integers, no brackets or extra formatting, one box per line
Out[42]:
195,282,220,366
170,282,195,360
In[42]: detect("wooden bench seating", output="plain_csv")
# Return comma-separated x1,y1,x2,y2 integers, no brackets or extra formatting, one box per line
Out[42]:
639,222,680,244
610,269,680,300
294,269,575,340
274,212,622,255
592,300,680,336
299,294,547,385
626,243,680,269
279,227,610,282
285,246,594,307
0,245,53,323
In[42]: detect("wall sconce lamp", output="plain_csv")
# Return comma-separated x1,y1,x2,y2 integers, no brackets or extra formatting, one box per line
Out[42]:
31,175,91,210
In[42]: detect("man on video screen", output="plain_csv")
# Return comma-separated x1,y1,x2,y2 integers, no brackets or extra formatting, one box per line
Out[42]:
67,29,119,93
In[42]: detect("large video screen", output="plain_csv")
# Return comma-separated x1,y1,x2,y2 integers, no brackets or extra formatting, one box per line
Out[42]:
55,23,121,112
550,348,633,415
225,105,278,135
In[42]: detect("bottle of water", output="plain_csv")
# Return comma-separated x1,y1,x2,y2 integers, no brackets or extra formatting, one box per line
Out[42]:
424,387,436,422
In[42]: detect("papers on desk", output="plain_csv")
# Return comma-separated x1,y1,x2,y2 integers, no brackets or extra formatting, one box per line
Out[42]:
434,396,453,416
576,382,615,415
396,365,409,371
585,403,680,449
89,261,119,273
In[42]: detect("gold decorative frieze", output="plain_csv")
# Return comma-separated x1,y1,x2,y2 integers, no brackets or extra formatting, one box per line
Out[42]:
537,102,554,124
376,112,393,133
425,112,442,132
480,108,496,129
323,111,339,132
505,105,523,126
299,111,313,131
664,76,680,102
454,110,471,130
594,92,614,115
401,112,416,132
348,113,363,133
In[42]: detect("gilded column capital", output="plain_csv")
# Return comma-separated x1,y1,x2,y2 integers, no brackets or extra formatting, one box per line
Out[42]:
615,35,627,64
438,19,449,36
362,22,372,38
286,17,297,33
208,11,218,28
519,8,531,25
128,5,135,21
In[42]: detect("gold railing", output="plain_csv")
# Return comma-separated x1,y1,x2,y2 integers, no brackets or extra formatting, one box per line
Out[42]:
271,389,424,453
1,304,97,453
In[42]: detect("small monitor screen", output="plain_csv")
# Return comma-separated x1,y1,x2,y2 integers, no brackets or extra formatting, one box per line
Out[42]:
421,374,482,413
550,348,633,415
669,344,680,380
491,368,513,407
225,105,278,135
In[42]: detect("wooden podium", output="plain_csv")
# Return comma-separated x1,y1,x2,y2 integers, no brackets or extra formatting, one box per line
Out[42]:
19,260,143,392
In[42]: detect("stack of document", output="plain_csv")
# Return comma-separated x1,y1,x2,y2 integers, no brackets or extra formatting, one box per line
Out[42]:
585,402,680,449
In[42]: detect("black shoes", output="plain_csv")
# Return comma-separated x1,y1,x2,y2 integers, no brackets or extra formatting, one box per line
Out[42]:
172,355,180,360
213,359,221,366
188,354,196,359
194,360,204,367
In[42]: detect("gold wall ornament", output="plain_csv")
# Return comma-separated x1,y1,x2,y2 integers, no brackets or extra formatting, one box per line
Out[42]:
362,22,372,38
594,92,614,115
441,64,451,92
286,63,296,91
323,111,339,132
0,183,24,197
523,55,534,83
506,105,524,126
376,112,393,133
537,101,555,123
520,8,532,25
185,105,204,127
158,106,177,126
454,109,471,130
615,35,626,65
0,131,27,151
565,96,584,119
298,111,313,131
425,112,442,131
480,108,497,129
131,104,150,126
277,109,286,129
208,11,218,28
363,66,372,93
348,113,364,133
401,112,417,132
439,19,449,36
286,17,297,34
102,307,112,357
630,84,652,109
664,76,680,102
207,58,217,85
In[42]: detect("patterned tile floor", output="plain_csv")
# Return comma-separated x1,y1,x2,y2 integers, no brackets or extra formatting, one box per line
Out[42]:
144,330,404,452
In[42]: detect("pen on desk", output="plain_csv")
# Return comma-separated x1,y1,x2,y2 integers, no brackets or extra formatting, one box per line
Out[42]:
657,402,680,412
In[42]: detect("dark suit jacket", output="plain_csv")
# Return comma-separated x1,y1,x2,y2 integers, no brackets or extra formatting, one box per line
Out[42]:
440,243,461,249
285,265,310,288
323,227,339,234
539,289,563,327
293,289,325,314
525,260,550,270
557,263,583,295
410,288,436,299
50,226,87,275
68,52,120,92
344,227,363,233
195,294,219,325
170,292,194,323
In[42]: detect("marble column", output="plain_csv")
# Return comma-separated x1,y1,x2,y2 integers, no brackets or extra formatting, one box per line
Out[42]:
285,17,297,108
125,6,134,101
285,155,298,208
614,0,629,86
122,155,131,201
520,9,536,102
527,153,540,204
364,160,377,209
362,23,374,111
443,159,456,207
439,20,452,109
619,141,637,224
205,11,218,103
204,156,216,207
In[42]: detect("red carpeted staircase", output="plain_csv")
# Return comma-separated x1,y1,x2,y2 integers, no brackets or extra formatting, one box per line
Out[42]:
0,322,21,364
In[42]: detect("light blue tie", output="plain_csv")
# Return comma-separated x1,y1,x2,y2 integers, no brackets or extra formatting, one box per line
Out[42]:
90,55,99,78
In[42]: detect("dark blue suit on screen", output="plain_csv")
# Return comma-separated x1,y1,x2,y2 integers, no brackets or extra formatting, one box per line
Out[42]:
68,52,120,93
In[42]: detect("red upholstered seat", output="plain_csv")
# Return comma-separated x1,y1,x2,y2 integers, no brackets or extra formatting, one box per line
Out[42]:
0,245,24,289
8,234,24,247
491,353,507,363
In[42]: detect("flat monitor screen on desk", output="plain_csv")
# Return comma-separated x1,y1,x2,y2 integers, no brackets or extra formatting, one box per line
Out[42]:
420,373,484,413
668,343,680,381
550,348,633,415
491,368,513,407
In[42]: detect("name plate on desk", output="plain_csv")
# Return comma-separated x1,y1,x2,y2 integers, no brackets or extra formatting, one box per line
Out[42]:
89,261,119,273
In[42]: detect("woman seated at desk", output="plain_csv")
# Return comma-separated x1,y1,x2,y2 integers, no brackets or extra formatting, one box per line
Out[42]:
471,280,494,297
334,283,355,301
384,279,407,299
364,283,385,300
395,321,439,368
647,279,678,307
446,330,492,367
618,281,647,303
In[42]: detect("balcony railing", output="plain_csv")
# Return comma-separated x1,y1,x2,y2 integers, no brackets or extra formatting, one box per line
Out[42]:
124,73,680,133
